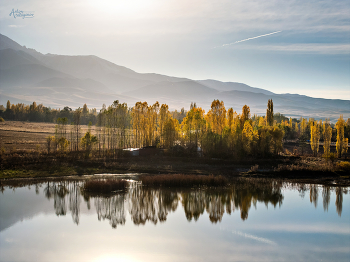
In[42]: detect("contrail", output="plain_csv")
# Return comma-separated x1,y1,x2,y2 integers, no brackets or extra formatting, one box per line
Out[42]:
215,31,282,48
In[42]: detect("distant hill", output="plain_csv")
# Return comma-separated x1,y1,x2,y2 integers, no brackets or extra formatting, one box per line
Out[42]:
197,80,274,95
0,33,349,122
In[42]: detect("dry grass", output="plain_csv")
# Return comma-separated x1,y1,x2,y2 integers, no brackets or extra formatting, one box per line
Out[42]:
83,179,128,193
337,161,350,171
140,174,228,187
0,121,99,152
273,158,350,174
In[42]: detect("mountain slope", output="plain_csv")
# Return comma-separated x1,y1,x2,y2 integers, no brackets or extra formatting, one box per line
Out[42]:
0,33,349,122
198,79,275,95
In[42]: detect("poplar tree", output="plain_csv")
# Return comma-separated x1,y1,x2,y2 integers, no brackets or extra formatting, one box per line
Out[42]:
323,122,332,158
310,121,320,156
335,115,348,158
266,99,274,126
300,118,307,134
74,108,82,151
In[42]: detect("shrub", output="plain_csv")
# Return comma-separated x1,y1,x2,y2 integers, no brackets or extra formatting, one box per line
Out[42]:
249,165,259,172
0,117,4,122
83,179,127,193
337,161,350,171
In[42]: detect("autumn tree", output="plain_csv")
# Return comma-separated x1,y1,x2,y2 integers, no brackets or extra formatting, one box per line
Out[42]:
181,106,206,149
270,126,284,154
335,115,348,158
163,118,180,149
158,104,171,147
323,121,332,158
81,131,98,157
74,108,82,151
242,121,253,154
266,99,274,126
240,105,250,128
310,121,320,156
300,118,307,134
206,100,226,135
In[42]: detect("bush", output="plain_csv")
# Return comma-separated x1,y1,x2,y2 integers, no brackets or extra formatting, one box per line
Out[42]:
337,161,350,171
0,117,4,122
83,179,127,193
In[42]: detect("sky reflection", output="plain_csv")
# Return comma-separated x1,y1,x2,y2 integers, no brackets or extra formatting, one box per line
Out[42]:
0,180,349,261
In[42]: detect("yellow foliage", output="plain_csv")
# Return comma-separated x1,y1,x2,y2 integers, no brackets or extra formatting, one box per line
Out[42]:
337,161,350,171
242,121,253,154
310,121,320,156
323,122,332,158
206,100,226,135
335,115,346,158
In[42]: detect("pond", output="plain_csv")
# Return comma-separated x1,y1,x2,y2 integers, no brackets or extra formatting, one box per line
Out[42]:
0,178,349,262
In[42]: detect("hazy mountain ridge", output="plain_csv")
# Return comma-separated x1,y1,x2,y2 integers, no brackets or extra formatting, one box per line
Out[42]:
0,33,348,122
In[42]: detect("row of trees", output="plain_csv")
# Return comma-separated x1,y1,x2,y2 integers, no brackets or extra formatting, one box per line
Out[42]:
1,99,349,158
0,101,98,125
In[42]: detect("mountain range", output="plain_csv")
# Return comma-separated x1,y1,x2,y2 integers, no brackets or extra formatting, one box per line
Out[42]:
0,33,349,122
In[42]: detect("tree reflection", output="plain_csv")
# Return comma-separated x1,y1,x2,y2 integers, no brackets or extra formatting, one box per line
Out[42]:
322,186,331,211
310,185,318,208
68,182,81,225
128,187,179,225
181,190,206,221
335,187,343,217
16,178,346,228
44,181,80,224
44,181,69,216
94,194,126,228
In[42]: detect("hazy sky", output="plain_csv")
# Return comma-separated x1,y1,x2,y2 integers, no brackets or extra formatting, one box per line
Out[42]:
1,0,349,99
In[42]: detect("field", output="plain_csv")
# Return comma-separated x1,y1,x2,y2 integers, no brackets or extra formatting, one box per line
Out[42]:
0,121,98,152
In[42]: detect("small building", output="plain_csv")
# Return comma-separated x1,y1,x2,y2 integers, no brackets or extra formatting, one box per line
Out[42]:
123,148,139,156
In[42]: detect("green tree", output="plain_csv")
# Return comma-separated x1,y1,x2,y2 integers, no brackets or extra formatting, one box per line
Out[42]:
81,131,98,156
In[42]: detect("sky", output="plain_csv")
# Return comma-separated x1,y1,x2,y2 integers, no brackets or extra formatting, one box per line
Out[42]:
1,0,349,99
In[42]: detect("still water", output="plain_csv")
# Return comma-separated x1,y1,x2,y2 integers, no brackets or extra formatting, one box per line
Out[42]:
0,179,349,262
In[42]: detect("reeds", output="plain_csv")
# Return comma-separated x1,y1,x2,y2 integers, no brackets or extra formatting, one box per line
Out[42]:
140,174,228,187
83,179,127,193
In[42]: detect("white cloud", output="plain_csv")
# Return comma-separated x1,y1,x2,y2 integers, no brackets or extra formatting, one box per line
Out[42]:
8,25,26,28
230,43,350,55
249,223,350,235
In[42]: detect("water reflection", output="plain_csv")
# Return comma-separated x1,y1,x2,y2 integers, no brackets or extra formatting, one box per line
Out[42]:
307,184,347,217
1,179,347,229
129,187,179,225
95,194,126,228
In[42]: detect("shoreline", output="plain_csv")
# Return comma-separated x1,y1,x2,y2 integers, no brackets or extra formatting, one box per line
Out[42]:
1,154,349,186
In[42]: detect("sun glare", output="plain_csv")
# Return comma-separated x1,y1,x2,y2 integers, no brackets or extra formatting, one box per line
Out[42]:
94,255,138,262
88,0,155,17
